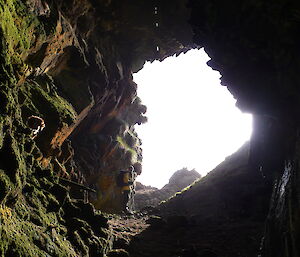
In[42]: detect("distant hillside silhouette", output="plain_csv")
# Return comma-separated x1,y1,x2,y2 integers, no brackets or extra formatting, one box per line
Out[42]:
134,168,201,210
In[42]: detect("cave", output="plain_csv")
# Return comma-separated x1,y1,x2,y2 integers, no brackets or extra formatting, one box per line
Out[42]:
0,0,300,256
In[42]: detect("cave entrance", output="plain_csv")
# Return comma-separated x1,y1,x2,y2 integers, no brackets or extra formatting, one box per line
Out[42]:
133,49,252,188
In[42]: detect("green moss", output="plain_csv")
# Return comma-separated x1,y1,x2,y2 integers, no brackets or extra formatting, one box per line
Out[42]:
70,231,89,256
0,188,80,257
12,135,27,184
116,135,138,163
159,178,202,205
0,171,12,202
26,79,77,125
15,79,77,154
0,201,78,257
0,1,110,257
0,0,44,68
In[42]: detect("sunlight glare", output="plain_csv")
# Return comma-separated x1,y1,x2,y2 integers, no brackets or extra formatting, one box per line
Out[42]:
133,49,252,189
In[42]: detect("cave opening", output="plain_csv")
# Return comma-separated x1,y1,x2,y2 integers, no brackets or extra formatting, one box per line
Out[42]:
133,48,253,188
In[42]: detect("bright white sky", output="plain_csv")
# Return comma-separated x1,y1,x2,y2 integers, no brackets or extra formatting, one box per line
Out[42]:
133,49,252,189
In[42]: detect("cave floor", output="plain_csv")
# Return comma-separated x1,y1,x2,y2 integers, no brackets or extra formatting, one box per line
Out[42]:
108,214,150,249
107,212,263,257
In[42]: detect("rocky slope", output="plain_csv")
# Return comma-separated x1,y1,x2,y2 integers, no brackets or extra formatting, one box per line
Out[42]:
134,168,201,210
117,143,272,257
1,0,300,256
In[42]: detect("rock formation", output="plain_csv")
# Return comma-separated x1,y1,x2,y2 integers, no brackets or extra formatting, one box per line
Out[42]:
0,0,300,256
134,168,201,210
129,142,273,257
0,0,192,255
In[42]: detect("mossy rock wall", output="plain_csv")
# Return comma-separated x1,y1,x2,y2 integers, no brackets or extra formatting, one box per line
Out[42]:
0,0,192,255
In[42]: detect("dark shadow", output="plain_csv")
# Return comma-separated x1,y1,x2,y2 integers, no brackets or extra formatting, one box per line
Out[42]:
127,143,273,257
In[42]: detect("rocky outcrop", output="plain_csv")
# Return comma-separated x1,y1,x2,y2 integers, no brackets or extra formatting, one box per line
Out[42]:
129,142,273,257
160,142,271,218
134,168,201,210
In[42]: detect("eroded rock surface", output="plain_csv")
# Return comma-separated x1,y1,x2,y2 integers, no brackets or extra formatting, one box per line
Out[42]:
0,0,192,255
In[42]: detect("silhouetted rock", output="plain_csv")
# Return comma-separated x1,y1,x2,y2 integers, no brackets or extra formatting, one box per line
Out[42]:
128,143,273,257
134,168,201,210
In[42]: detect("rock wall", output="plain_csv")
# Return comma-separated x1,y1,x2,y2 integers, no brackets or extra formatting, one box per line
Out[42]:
0,0,193,255
187,1,300,255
